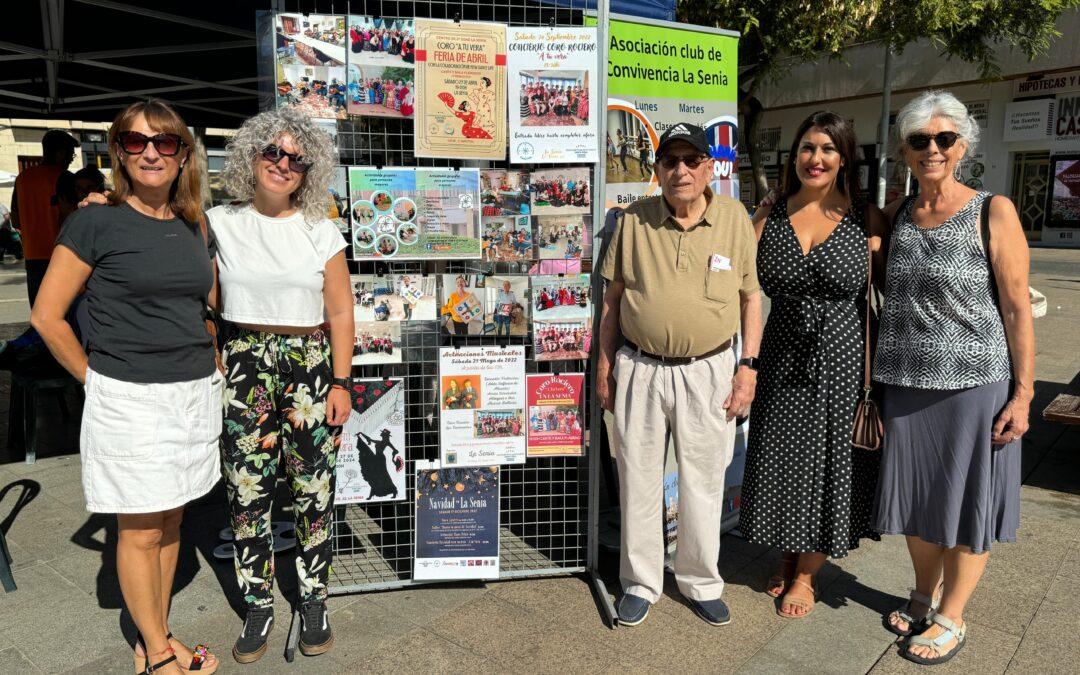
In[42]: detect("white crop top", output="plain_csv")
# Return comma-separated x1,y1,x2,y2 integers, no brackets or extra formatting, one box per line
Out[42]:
207,203,347,326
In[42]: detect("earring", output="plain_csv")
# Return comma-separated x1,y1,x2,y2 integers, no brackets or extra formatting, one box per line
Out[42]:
953,163,962,181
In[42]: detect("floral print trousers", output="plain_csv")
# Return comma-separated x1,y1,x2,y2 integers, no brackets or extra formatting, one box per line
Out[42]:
220,325,338,608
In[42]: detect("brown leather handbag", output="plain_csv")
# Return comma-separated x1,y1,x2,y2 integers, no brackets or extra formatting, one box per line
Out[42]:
852,247,884,451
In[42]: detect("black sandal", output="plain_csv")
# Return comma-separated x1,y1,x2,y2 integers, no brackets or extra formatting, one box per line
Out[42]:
142,648,177,674
137,633,217,673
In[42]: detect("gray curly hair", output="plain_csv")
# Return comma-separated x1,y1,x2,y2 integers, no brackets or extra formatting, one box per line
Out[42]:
893,90,980,161
223,107,337,224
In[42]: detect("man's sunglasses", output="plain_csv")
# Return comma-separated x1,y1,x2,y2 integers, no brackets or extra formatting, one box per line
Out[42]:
658,153,709,170
117,131,186,157
261,144,311,173
906,131,960,151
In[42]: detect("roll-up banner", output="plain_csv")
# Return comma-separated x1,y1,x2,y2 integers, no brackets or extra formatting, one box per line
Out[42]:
587,14,740,210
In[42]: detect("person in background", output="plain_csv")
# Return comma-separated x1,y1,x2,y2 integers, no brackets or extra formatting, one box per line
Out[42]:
74,166,107,202
210,107,352,663
11,129,79,306
31,99,222,675
738,111,887,619
493,279,519,337
874,90,1034,666
597,123,762,628
53,171,79,225
0,202,21,261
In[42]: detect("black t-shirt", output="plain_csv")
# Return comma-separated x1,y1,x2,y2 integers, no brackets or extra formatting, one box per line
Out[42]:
57,202,217,383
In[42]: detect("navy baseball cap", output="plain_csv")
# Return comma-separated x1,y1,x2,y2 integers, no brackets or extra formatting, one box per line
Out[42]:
656,123,709,157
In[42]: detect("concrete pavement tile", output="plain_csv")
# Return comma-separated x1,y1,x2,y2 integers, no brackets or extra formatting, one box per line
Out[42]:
1004,576,1080,673
365,580,490,629
869,622,1021,674
335,624,500,675
425,592,551,660
742,583,898,675
0,646,44,674
2,491,90,568
1058,540,1080,580
963,535,1066,637
0,566,135,673
515,627,619,674
487,574,603,620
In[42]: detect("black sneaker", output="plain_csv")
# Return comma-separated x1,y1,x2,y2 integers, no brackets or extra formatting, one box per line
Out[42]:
233,606,274,664
299,600,334,656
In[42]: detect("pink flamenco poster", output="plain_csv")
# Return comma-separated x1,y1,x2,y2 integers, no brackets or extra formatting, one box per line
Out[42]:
413,19,507,160
526,373,585,457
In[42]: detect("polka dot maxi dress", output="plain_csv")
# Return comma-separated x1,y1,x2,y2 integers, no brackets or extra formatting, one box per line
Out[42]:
738,197,880,558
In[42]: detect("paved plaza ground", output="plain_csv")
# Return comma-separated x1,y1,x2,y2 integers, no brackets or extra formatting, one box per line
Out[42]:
0,248,1077,674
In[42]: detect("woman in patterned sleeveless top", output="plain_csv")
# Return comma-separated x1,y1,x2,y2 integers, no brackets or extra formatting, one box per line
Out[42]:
874,91,1035,666
739,112,888,619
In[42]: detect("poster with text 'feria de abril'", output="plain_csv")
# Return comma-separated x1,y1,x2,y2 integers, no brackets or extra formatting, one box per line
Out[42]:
414,19,507,160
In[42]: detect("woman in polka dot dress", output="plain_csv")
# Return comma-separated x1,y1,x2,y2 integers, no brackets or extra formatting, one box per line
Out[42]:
739,111,888,618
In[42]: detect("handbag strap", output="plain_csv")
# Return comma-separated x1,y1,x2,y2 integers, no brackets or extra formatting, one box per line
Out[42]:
862,235,873,394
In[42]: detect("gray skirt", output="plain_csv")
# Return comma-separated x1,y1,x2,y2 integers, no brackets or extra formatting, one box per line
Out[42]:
873,380,1020,554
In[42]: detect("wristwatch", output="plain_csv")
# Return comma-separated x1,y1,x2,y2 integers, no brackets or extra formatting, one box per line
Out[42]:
332,376,352,389
738,357,760,372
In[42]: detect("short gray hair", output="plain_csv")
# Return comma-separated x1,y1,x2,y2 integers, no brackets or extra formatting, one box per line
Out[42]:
893,90,979,159
222,107,337,224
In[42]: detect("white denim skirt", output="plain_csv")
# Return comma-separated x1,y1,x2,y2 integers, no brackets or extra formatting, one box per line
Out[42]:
80,366,223,514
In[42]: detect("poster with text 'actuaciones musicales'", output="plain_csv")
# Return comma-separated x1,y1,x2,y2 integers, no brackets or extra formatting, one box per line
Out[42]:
588,15,740,209
414,19,507,160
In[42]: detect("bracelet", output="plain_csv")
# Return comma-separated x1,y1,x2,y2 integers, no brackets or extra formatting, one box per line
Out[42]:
331,383,349,392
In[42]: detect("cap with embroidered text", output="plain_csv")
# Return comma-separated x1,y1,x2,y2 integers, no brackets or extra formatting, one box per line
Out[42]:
656,123,709,157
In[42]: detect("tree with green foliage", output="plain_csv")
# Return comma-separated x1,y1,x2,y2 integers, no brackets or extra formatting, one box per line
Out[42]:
678,0,1080,202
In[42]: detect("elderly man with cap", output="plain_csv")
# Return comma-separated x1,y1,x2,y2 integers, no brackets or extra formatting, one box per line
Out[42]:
10,129,80,307
597,123,762,627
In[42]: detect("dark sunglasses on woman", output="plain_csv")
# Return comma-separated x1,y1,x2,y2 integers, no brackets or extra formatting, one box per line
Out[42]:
117,131,186,157
906,131,960,151
261,144,311,173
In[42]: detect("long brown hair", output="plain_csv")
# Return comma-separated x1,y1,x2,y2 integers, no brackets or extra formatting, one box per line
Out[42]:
781,111,861,202
106,99,203,222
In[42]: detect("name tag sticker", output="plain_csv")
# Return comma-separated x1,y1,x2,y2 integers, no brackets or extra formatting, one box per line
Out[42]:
710,254,731,271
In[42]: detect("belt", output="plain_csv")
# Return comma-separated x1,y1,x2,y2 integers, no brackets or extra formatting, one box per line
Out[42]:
623,339,732,365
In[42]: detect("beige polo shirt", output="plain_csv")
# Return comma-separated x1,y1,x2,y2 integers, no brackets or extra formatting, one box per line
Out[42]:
598,189,759,358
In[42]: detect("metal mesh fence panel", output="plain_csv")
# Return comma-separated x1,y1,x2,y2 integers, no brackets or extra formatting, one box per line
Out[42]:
271,0,596,593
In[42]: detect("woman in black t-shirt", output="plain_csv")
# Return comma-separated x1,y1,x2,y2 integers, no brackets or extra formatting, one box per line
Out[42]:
32,99,222,675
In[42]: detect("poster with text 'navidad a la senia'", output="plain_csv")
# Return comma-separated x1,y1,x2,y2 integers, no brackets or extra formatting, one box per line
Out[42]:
414,19,507,160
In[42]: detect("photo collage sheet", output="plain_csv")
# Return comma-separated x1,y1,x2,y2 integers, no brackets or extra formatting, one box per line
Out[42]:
272,14,599,581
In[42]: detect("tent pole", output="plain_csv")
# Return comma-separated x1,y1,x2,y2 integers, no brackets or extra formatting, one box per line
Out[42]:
876,45,892,209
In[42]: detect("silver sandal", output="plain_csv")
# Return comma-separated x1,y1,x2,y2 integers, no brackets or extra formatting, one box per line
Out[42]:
884,589,937,637
902,614,967,665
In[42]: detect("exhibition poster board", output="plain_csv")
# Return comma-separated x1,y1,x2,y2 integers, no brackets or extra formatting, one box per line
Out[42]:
588,14,740,208
526,373,585,457
349,167,481,260
439,346,527,468
336,378,407,504
506,27,599,164
414,19,508,159
414,463,500,580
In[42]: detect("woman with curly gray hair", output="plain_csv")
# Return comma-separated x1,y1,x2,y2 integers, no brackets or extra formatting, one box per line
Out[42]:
873,90,1034,666
207,107,353,663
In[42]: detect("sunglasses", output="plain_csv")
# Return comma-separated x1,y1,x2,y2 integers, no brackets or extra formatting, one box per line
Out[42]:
261,144,311,173
117,131,186,157
658,154,709,170
906,131,960,151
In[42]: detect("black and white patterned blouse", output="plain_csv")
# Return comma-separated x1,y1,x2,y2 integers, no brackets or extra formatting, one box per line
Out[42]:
874,191,1012,389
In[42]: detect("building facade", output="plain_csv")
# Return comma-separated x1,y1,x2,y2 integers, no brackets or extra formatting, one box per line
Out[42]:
742,9,1080,247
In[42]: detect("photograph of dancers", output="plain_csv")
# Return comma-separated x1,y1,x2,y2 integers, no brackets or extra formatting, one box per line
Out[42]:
337,378,407,504
533,319,591,361
518,71,589,127
529,167,590,215
347,16,415,66
607,108,657,183
346,64,415,118
473,410,524,438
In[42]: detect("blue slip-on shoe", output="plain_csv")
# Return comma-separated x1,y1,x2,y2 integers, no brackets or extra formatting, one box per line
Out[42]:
616,593,651,626
689,597,731,626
